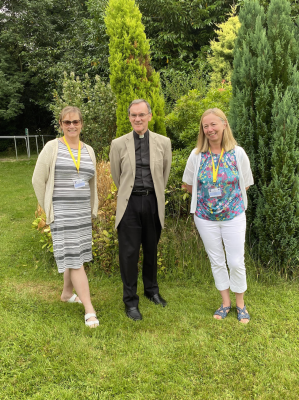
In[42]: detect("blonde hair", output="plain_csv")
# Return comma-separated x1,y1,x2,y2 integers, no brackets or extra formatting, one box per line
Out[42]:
58,106,83,125
195,108,237,154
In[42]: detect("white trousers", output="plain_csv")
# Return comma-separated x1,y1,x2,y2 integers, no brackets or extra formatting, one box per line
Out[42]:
194,212,247,293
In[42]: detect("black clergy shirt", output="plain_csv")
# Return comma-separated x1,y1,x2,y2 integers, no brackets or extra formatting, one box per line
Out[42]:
133,129,154,190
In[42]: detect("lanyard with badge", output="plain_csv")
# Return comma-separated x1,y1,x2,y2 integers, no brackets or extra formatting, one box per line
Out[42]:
208,147,224,198
63,136,85,189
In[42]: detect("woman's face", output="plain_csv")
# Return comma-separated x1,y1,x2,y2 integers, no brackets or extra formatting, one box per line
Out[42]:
202,113,226,146
59,112,82,141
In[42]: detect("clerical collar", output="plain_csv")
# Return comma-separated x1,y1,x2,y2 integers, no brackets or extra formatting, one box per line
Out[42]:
133,129,148,139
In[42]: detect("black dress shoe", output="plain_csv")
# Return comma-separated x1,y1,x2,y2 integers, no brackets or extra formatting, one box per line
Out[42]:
125,306,142,321
145,293,167,307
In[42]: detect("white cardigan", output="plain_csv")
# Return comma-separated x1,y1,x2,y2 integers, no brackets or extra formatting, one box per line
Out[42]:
182,146,254,214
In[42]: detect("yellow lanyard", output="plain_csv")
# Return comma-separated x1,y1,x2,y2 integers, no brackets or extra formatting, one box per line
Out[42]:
209,147,224,183
63,137,81,173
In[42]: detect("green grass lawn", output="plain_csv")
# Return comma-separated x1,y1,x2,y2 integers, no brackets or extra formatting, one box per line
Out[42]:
1,160,299,399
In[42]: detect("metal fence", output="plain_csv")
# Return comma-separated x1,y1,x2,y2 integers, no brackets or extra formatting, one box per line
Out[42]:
0,135,55,160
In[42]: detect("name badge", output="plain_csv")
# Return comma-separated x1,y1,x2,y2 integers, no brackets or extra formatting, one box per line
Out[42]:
209,187,222,198
74,179,85,189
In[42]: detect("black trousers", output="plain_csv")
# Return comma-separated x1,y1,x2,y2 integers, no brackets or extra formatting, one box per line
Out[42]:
117,193,162,307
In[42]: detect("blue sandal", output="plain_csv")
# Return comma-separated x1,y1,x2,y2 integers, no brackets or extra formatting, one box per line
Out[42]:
236,305,250,322
214,304,231,319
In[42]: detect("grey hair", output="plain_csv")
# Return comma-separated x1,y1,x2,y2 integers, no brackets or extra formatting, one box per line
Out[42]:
128,99,152,115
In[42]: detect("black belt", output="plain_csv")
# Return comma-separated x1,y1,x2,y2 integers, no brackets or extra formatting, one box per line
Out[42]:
131,189,155,196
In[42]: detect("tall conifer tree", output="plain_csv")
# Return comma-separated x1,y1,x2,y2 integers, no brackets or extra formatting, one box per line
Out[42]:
230,0,299,269
255,86,299,267
105,0,166,137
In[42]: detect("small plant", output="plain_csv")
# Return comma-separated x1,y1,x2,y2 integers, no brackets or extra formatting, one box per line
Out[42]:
32,205,53,253
156,251,168,276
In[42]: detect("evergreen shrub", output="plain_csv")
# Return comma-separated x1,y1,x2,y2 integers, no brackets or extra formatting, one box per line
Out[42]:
230,0,299,272
105,0,166,137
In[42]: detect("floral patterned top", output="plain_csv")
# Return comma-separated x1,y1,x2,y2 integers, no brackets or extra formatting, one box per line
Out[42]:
195,149,245,221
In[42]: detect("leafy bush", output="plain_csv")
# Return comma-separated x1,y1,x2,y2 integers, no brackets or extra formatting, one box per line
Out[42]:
50,72,117,159
165,149,191,219
160,63,210,115
165,84,232,150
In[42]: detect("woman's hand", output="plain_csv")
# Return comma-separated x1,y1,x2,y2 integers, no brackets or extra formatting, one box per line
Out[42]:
182,183,192,194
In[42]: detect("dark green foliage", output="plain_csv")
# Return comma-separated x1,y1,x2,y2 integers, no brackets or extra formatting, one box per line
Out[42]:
160,64,210,115
230,0,299,270
0,48,24,120
86,0,239,77
0,0,104,135
3,0,103,103
136,0,237,71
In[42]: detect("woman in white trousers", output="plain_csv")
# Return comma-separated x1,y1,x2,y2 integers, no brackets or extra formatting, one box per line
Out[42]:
182,108,254,323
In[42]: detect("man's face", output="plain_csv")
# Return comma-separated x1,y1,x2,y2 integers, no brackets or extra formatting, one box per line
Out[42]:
129,102,152,135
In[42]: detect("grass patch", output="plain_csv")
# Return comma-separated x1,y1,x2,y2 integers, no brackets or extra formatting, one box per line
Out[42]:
1,160,299,399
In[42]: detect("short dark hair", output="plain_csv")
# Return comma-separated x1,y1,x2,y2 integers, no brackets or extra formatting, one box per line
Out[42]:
128,99,152,115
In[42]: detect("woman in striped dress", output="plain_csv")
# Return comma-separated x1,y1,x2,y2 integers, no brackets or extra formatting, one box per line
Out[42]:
32,106,99,328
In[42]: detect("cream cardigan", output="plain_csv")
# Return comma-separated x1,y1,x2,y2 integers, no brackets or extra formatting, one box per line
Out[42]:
182,145,254,214
32,139,98,224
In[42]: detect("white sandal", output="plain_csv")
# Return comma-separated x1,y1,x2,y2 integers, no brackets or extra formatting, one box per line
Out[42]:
67,293,82,304
85,313,99,328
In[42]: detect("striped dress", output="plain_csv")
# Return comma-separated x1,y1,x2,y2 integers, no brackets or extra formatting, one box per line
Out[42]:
51,140,95,273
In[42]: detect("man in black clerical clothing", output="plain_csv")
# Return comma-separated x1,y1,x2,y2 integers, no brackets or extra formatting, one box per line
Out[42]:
109,99,172,320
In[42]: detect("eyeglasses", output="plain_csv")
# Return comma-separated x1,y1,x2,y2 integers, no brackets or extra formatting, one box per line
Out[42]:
62,120,81,126
130,113,150,119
